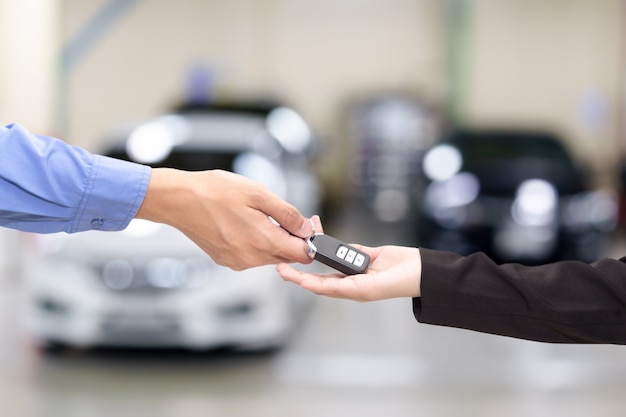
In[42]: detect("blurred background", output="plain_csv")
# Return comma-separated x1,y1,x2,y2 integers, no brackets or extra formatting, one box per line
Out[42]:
3,0,626,416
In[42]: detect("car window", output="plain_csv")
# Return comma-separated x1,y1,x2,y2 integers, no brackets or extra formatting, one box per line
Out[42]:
108,148,238,172
447,132,586,194
452,133,570,162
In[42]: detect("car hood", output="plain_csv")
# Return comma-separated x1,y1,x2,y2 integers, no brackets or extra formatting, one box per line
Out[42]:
35,220,205,263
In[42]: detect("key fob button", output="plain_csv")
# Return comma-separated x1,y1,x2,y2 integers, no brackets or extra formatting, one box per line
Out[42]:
354,253,365,267
336,246,349,259
345,250,357,263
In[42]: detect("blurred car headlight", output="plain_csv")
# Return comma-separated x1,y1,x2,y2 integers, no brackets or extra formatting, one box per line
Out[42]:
145,257,211,290
126,115,190,164
233,152,287,199
563,190,617,232
424,172,480,228
102,259,134,290
423,144,462,181
511,179,557,227
425,172,480,211
266,106,312,154
95,257,214,292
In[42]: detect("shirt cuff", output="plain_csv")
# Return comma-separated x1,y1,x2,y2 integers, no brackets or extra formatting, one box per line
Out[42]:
69,155,151,233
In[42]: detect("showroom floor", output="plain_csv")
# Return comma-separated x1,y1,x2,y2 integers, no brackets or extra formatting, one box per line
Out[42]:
2,208,626,417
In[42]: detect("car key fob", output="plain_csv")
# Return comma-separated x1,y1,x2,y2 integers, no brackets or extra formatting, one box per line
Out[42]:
307,233,370,275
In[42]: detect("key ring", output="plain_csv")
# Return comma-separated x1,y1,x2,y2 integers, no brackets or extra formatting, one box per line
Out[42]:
308,217,316,239
306,218,317,259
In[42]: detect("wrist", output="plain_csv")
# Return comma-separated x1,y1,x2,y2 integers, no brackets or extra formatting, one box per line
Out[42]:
397,247,422,298
135,168,191,226
414,247,423,297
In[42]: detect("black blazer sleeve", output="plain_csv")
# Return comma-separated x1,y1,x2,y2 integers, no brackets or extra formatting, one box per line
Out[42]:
413,248,626,344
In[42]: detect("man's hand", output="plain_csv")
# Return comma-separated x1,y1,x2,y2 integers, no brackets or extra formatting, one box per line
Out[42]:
277,245,422,301
136,168,315,270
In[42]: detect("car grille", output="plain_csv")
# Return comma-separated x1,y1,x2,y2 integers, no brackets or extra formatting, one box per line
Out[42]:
93,257,213,293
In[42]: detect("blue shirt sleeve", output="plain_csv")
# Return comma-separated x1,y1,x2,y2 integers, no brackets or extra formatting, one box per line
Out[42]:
0,123,151,233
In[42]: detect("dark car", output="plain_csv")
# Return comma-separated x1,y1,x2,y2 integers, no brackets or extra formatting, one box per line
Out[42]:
416,129,617,264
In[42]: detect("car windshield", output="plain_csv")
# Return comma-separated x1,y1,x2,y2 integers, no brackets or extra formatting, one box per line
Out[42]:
107,148,238,172
448,131,586,195
452,132,570,161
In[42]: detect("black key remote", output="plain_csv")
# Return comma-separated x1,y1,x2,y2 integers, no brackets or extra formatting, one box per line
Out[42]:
307,234,370,275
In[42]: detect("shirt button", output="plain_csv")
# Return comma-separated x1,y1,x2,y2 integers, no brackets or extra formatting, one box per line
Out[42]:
91,218,105,229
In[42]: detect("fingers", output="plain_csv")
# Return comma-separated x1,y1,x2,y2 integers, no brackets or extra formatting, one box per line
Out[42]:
275,234,314,264
276,263,304,284
232,213,323,267
259,193,313,238
276,263,363,299
230,172,325,263
276,263,340,284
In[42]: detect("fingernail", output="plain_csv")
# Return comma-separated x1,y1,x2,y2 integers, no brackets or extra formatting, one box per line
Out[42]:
299,218,313,238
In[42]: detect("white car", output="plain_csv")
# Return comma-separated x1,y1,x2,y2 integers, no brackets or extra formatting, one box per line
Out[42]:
23,103,321,351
